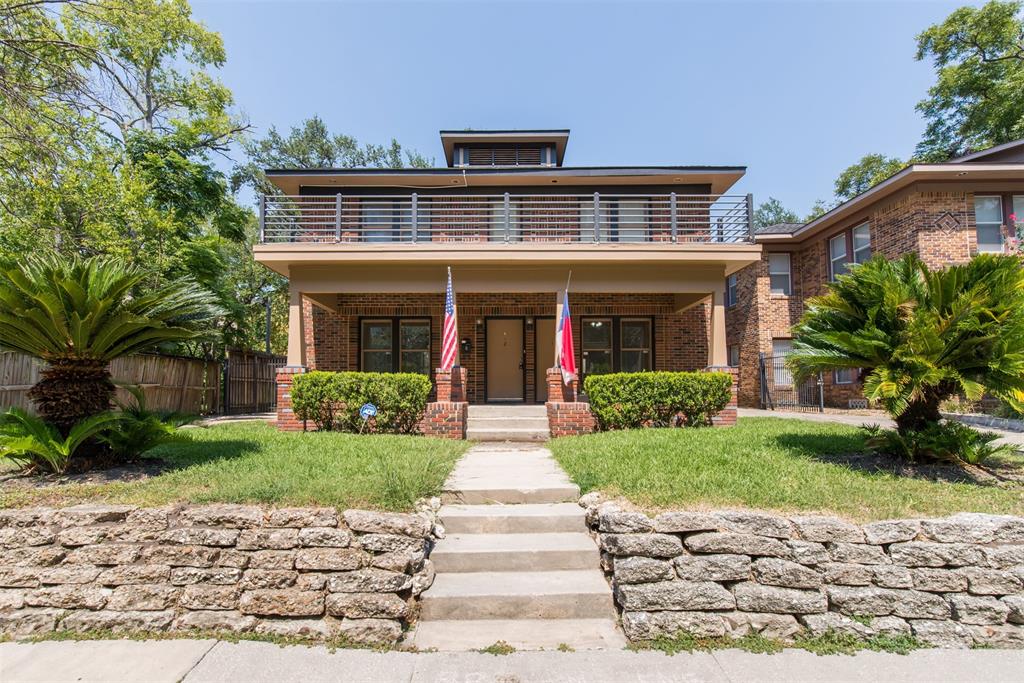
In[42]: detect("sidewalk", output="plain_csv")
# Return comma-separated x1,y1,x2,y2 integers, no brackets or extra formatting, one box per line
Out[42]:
739,407,1024,450
3,639,1024,683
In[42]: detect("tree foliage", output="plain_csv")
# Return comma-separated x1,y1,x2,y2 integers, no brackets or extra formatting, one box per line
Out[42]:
834,154,906,202
789,254,1024,434
915,1,1024,161
753,197,800,228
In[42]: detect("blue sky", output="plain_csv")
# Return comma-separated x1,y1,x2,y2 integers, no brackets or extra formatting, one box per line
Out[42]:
193,0,967,217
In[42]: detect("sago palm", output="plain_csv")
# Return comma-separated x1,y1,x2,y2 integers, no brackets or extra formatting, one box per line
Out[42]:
0,254,222,434
789,253,1024,433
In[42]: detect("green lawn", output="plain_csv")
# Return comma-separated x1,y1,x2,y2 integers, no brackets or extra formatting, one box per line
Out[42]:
549,417,1024,521
0,422,469,511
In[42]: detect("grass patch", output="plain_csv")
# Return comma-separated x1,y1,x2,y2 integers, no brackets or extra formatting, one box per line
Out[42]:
549,417,1024,521
478,640,516,655
0,422,468,511
15,627,398,652
630,630,924,656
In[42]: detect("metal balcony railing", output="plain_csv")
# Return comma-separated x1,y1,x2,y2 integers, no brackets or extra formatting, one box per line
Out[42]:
258,192,754,245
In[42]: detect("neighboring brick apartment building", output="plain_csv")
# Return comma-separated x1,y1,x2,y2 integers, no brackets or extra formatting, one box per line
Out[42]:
255,129,760,429
727,139,1024,409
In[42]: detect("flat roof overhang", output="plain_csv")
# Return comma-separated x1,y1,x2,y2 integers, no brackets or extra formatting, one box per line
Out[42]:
758,163,1024,244
254,242,762,279
438,129,571,166
264,166,747,196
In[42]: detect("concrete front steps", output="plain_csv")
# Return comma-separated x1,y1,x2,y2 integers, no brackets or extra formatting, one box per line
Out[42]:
412,444,625,651
465,404,549,442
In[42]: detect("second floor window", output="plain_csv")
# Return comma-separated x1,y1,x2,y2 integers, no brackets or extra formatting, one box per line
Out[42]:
726,274,738,307
974,196,1004,253
768,253,791,295
829,233,849,280
853,223,871,263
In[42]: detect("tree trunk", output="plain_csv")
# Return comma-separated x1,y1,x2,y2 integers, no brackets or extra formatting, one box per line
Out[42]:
27,358,114,436
894,390,946,434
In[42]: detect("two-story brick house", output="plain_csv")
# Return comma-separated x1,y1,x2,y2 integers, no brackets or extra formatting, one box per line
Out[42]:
256,129,761,433
727,139,1024,410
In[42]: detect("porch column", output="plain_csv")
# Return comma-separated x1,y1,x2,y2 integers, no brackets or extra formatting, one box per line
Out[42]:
708,281,728,367
286,285,307,368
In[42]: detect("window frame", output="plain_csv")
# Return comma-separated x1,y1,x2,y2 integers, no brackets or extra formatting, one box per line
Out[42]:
726,274,738,308
833,367,856,385
612,199,650,243
767,253,792,296
974,194,1005,254
771,338,794,387
580,315,656,379
829,233,849,281
728,344,740,368
358,317,432,375
852,223,872,263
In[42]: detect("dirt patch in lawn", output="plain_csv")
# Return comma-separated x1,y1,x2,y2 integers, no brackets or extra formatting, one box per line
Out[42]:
813,450,1024,488
0,458,172,491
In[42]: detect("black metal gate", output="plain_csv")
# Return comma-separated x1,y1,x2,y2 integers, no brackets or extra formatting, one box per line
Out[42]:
759,352,824,412
222,349,286,415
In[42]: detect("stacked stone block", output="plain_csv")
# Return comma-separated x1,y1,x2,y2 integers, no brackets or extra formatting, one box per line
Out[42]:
0,504,439,645
581,498,1024,648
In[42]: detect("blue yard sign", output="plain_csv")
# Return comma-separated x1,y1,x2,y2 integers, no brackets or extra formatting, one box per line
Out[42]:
359,403,378,420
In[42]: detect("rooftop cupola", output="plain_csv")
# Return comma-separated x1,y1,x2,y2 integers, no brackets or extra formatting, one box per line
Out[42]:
440,129,569,168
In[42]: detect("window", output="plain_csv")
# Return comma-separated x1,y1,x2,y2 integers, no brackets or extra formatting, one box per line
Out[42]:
581,316,654,377
619,319,652,373
771,338,794,386
974,196,1004,253
853,223,871,263
615,200,648,242
360,319,431,374
829,233,849,280
363,202,395,243
726,275,738,307
728,344,740,368
833,368,855,385
767,253,791,295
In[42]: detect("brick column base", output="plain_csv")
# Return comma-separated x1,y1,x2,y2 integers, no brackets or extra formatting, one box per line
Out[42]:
276,366,306,431
420,366,468,439
706,366,738,427
545,368,595,437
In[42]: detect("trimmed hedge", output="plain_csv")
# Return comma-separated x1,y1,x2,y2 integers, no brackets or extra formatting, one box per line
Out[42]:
290,371,432,434
583,371,732,430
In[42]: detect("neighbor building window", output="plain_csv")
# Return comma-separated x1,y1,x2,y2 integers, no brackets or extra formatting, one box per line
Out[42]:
771,338,794,386
974,196,1004,253
833,367,855,385
853,223,871,263
829,233,849,280
767,253,791,295
726,274,738,307
728,344,740,367
360,319,431,374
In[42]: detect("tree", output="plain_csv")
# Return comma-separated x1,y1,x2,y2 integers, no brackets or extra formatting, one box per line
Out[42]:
232,116,432,195
753,197,800,228
0,254,222,434
915,1,1024,161
788,253,1024,434
834,154,906,201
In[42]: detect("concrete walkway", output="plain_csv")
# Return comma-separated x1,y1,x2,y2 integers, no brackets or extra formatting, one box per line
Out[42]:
3,639,1024,682
739,408,1024,450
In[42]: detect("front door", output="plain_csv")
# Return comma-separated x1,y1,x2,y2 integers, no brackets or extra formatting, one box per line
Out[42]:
486,318,524,401
535,317,556,402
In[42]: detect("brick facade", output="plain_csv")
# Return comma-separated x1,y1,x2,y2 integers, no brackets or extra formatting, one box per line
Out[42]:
727,188,988,409
303,292,711,405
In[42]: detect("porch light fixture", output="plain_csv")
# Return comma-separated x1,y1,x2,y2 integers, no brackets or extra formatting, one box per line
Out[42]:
475,318,483,326
526,317,534,326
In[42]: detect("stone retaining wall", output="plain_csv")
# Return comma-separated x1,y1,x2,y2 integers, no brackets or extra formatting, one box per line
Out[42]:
582,496,1024,648
0,503,439,644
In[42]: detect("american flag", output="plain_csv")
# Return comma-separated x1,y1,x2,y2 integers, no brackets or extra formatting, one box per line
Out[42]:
441,267,458,371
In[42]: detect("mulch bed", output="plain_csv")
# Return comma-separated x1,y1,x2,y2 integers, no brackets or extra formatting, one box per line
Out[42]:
818,450,1024,487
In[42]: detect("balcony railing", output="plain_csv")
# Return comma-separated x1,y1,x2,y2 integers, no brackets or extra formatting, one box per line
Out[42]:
258,192,754,245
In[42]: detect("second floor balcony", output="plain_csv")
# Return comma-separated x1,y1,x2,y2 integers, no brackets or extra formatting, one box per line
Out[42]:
258,192,754,246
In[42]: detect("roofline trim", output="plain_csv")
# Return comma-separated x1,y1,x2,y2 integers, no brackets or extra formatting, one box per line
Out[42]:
950,138,1024,163
265,165,747,176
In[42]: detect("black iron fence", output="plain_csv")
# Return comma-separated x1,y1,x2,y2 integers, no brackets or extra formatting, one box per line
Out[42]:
759,353,824,412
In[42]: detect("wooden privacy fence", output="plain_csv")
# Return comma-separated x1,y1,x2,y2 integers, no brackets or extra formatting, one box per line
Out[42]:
0,351,222,416
223,348,286,415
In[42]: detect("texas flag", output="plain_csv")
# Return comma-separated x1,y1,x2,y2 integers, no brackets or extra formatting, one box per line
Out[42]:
554,288,577,385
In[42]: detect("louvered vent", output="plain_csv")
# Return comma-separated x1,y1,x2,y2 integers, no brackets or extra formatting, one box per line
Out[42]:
455,144,555,167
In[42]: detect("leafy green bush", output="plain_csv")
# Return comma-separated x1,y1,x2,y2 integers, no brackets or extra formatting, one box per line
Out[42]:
291,371,432,434
583,372,732,430
0,408,123,473
863,421,1013,465
99,385,196,459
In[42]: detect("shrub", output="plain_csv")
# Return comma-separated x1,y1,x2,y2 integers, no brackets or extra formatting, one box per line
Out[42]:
583,371,732,430
863,421,1013,465
291,371,432,434
0,408,124,473
99,385,196,459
